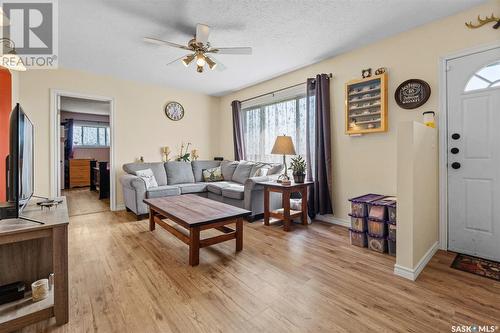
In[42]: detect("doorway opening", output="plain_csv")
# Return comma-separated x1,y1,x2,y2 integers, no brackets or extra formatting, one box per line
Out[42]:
50,91,115,216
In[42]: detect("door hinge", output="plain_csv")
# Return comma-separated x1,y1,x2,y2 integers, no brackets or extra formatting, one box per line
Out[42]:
445,64,452,72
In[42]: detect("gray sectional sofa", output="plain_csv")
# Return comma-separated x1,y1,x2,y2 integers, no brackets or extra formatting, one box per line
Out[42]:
119,160,283,220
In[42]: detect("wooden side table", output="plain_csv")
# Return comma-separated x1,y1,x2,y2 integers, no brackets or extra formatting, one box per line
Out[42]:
259,181,314,232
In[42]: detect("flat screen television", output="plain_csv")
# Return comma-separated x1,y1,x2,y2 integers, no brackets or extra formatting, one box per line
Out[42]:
6,103,34,215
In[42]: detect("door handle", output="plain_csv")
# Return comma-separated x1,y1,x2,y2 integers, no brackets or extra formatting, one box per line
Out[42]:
451,133,460,140
451,162,461,169
451,148,459,154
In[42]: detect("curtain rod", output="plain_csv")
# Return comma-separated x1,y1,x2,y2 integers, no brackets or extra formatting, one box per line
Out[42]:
237,73,333,104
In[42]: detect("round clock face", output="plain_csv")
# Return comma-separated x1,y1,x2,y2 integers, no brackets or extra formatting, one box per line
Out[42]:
165,102,185,121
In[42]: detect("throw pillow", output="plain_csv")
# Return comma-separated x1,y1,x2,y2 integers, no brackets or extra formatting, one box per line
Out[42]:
257,167,269,176
202,166,224,182
134,169,158,189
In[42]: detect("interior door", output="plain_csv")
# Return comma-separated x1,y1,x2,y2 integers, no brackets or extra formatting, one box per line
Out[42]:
447,47,500,261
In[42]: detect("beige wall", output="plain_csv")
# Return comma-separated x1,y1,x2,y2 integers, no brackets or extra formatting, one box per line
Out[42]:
218,1,500,221
18,68,219,205
396,122,438,273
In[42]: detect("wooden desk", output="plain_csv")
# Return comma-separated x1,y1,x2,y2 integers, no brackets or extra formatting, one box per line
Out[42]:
0,198,69,332
144,195,250,266
259,181,313,232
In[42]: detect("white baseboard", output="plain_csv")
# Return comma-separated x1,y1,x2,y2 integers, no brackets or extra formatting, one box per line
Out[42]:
315,214,350,228
394,241,439,281
113,203,126,211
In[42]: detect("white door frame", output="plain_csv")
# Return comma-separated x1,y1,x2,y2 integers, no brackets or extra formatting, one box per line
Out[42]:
49,89,117,211
438,41,500,250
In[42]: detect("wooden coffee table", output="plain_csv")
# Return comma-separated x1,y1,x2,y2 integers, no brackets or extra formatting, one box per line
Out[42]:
144,194,251,266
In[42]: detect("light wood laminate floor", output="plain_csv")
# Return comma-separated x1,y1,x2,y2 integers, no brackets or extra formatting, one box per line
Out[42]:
62,188,109,217
21,197,500,332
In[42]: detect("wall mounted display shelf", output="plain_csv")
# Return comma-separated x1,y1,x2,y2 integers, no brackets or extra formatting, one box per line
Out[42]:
345,73,388,135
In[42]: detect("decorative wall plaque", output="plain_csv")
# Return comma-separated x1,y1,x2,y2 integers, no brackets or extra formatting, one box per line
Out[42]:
394,79,431,109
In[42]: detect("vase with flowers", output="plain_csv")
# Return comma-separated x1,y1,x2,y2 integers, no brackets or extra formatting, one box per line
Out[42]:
176,142,191,162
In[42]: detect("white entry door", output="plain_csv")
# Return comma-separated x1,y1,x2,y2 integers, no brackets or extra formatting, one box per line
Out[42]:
447,46,500,261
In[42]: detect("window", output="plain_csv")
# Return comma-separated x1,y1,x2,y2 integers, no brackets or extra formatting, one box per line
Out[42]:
242,90,314,163
73,123,110,147
464,61,500,92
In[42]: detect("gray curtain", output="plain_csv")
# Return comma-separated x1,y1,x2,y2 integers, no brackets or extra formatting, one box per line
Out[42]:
306,74,333,218
231,100,245,161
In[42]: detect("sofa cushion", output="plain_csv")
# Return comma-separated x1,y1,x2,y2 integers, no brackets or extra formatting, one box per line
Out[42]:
221,185,245,200
268,164,283,175
206,181,236,195
146,185,181,198
250,162,270,177
123,162,168,186
165,161,195,185
232,161,255,184
220,161,239,181
177,183,207,194
191,160,221,182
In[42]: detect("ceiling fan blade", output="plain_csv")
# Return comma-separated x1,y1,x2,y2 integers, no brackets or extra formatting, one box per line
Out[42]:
166,54,190,66
207,56,226,72
143,37,190,50
195,24,210,44
209,47,252,55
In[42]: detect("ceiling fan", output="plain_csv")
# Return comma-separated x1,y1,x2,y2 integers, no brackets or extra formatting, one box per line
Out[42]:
143,23,252,73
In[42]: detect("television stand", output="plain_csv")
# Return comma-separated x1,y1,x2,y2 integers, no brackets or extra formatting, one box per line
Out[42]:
0,197,69,331
18,215,44,225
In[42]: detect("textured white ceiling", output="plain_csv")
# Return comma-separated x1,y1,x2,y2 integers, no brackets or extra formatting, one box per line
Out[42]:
59,0,485,96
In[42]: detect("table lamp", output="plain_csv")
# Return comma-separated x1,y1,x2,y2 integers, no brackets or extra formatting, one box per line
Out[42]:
271,135,296,183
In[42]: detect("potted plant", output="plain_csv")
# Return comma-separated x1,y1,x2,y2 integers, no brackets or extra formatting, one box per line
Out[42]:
289,155,306,183
176,142,191,162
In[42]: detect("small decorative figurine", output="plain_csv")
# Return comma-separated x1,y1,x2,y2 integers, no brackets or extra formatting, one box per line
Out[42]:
362,68,372,78
375,67,386,75
191,149,199,161
162,146,171,162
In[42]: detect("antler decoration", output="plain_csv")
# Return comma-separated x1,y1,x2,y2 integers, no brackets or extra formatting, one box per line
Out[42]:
465,14,500,29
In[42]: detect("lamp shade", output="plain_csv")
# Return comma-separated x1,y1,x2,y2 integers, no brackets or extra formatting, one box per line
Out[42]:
271,135,296,155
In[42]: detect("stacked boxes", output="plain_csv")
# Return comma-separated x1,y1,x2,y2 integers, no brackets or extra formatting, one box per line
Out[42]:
387,200,397,256
349,194,397,256
348,194,385,248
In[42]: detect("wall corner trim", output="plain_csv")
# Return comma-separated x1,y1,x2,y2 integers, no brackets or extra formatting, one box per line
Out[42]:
393,241,439,281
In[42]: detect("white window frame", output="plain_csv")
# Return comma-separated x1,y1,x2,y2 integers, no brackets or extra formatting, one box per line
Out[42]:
241,93,308,162
73,122,110,148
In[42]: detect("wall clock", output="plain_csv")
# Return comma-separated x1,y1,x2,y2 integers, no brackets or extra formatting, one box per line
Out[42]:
164,102,185,121
394,79,431,109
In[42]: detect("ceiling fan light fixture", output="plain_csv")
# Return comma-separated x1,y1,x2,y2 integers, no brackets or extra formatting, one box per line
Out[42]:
196,53,206,67
196,65,204,73
181,54,195,67
205,56,217,70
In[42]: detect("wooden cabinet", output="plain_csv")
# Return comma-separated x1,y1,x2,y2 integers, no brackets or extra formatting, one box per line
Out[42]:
345,73,388,135
69,159,91,188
